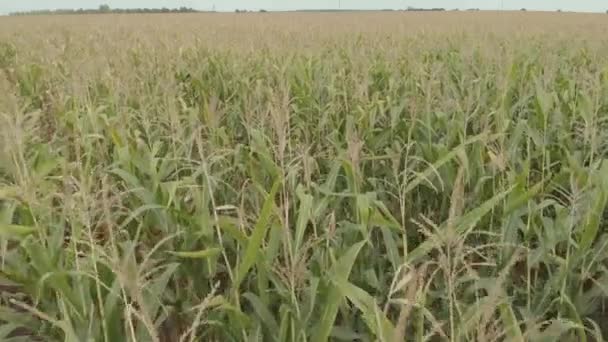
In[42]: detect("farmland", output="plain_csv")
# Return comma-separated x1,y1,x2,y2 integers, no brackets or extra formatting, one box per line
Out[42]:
1,11,608,341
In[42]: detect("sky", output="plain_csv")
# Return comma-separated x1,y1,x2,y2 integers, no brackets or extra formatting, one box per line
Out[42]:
1,0,606,14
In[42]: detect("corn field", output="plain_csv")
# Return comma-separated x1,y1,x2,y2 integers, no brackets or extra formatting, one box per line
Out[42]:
1,11,608,341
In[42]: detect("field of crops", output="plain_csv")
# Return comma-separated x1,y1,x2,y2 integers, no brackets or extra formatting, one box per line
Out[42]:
1,11,608,341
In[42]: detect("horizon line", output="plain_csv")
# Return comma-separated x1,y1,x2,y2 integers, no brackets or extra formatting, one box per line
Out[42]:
5,8,607,14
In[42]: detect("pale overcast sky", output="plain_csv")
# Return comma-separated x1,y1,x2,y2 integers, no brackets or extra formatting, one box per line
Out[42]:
1,1,606,13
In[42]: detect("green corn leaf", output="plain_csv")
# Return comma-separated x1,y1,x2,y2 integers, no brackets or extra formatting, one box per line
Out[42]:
407,186,514,264
170,248,221,259
403,132,492,195
577,189,607,255
234,177,282,290
0,186,22,202
331,278,394,340
499,302,524,342
217,215,247,243
294,186,314,254
278,305,291,342
312,240,366,342
243,293,280,338
577,162,608,257
0,224,37,239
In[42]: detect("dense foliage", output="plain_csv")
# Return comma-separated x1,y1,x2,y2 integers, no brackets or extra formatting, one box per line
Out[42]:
1,12,608,342
10,5,198,16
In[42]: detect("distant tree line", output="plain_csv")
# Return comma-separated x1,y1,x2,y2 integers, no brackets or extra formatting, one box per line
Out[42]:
406,7,446,11
234,9,268,13
10,4,199,16
294,9,360,12
293,8,447,12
